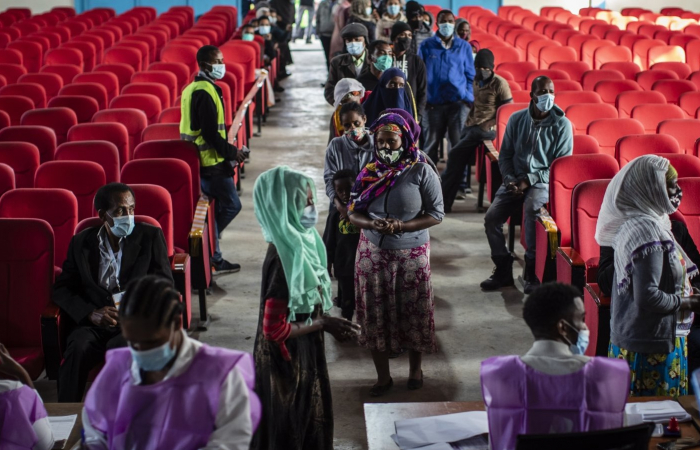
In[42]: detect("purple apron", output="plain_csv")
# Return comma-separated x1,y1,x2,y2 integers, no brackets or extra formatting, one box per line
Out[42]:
481,355,630,450
85,345,261,449
0,384,48,450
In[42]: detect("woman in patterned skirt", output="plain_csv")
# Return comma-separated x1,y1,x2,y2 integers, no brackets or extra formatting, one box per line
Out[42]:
348,112,444,396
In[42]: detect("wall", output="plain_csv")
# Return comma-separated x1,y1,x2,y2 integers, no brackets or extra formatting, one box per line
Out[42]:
3,0,74,14
3,0,240,16
605,0,699,12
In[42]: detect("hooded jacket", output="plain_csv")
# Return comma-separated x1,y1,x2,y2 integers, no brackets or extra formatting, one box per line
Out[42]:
499,103,573,186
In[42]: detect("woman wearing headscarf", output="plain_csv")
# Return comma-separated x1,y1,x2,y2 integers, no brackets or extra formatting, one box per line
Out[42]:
375,0,406,42
329,78,367,142
362,67,417,125
347,0,377,42
348,113,444,396
251,166,360,450
596,155,700,398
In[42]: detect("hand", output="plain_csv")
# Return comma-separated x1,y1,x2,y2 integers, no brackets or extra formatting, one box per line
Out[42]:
516,178,530,193
235,151,247,163
385,218,404,234
373,219,393,234
338,203,349,220
90,306,119,328
322,316,361,342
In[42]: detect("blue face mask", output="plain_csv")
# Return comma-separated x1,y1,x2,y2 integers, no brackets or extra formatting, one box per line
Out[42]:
346,41,364,56
535,93,555,112
259,25,271,35
209,63,226,80
242,33,255,41
387,4,400,16
300,205,318,229
108,214,135,239
563,321,590,356
438,22,454,37
130,327,177,372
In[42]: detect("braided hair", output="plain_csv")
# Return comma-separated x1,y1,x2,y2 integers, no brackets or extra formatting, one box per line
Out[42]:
119,275,182,327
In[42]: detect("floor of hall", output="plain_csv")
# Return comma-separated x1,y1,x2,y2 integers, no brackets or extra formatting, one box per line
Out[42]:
36,41,534,450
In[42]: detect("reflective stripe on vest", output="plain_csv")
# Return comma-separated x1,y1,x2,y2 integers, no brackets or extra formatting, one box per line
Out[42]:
180,80,227,167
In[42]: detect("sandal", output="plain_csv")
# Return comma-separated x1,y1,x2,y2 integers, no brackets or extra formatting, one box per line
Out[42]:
369,377,393,397
407,371,424,390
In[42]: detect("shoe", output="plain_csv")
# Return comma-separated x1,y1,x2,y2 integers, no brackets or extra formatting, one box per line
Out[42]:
455,190,467,200
279,71,292,80
306,38,313,44
523,256,540,294
369,377,393,397
480,255,514,291
212,260,241,274
389,348,406,359
465,187,472,194
407,371,424,390
273,85,285,92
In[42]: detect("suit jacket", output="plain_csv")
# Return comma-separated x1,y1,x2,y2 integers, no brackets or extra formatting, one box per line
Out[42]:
52,223,173,325
324,52,370,105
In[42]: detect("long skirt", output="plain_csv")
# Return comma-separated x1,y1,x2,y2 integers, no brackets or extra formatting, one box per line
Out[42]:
609,337,688,398
354,233,438,354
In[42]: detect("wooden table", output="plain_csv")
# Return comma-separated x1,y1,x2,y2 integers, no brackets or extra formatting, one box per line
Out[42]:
45,403,83,449
365,397,700,450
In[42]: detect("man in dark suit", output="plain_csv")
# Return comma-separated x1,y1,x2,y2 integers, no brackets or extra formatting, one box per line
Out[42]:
53,182,173,402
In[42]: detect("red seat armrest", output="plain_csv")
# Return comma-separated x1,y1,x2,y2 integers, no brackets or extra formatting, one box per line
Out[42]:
170,253,192,329
41,301,62,380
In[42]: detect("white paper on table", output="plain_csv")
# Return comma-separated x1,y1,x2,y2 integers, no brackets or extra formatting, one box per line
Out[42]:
49,415,77,441
392,411,489,449
625,401,692,423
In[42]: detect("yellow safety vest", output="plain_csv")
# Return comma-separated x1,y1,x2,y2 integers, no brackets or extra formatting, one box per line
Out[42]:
180,80,227,167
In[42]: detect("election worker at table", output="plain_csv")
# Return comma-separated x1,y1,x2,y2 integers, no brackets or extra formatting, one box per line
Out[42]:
480,283,630,450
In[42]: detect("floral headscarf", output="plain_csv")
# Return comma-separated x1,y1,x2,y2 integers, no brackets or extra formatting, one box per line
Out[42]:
348,112,425,213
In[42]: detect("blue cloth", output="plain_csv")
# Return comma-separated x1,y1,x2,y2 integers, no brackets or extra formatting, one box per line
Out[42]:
201,175,242,263
362,68,414,125
419,34,475,105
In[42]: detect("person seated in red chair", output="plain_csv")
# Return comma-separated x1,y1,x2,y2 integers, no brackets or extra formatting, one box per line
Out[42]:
481,283,630,450
52,182,173,403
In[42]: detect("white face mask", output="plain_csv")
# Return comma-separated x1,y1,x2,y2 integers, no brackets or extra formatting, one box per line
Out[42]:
259,25,271,35
108,213,135,238
365,6,372,15
300,205,318,228
346,41,365,56
209,63,226,80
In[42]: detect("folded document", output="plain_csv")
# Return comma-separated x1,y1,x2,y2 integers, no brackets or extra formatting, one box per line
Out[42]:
391,411,489,449
625,401,691,423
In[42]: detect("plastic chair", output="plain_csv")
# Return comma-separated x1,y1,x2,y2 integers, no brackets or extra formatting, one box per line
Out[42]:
47,95,99,124
616,90,667,118
566,103,619,135
657,119,700,154
39,64,82,86
593,79,642,104
92,109,147,160
109,94,162,125
651,79,697,104
55,141,120,183
0,142,40,188
587,118,646,156
0,83,46,108
121,82,170,109
20,107,77,146
67,122,130,168
615,134,681,166
17,73,63,100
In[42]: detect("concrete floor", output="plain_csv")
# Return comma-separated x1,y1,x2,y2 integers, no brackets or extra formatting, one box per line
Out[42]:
36,40,535,449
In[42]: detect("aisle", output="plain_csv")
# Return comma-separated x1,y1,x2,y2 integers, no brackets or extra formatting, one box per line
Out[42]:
200,40,535,449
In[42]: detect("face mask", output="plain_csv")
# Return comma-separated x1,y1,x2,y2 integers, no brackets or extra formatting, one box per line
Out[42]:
259,25,271,34
387,4,400,16
377,147,403,165
438,23,454,37
563,321,589,356
270,16,277,24
242,33,255,41
345,127,367,142
423,20,431,28
108,214,135,239
535,93,554,112
669,186,683,211
472,52,477,60
209,63,226,80
394,37,411,53
373,54,393,71
477,69,492,80
365,7,373,15
300,205,318,229
130,327,177,372
346,41,364,56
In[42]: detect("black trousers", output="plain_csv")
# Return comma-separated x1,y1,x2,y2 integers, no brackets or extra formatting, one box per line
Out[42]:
320,35,332,70
337,275,355,321
58,325,126,402
441,125,496,212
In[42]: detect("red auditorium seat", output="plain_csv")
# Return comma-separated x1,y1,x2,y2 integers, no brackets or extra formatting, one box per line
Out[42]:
0,217,54,380
0,142,39,188
677,178,700,245
44,47,84,70
92,109,147,160
0,163,15,197
587,118,646,156
652,79,697,104
43,25,70,43
593,79,642,104
552,80,582,91
59,84,108,111
47,96,99,124
615,134,681,167
72,72,120,102
0,188,77,270
0,95,35,126
600,61,641,80
593,45,632,70
67,122,130,168
566,103,619,135
32,32,62,50
110,94,161,125
123,35,158,64
0,83,47,108
635,69,678,90
550,61,591,83
665,154,700,177
114,42,148,71
495,103,528,150
20,107,77,146
490,46,523,64
121,82,171,109
679,92,700,118
554,91,602,111
40,64,82,86
631,104,686,133
35,161,106,220
651,62,692,79
72,35,105,65
688,41,700,72
573,134,600,154
141,124,180,142
62,41,96,72
657,119,700,154
131,71,178,105
17,73,63,100
0,48,23,66
93,63,136,92
0,125,57,164
160,44,198,76
539,46,577,69
148,62,191,91
581,69,625,91
525,70,570,90
0,111,8,130
0,63,28,84
581,39,615,68
616,90,667,118
158,107,181,124
648,45,685,67
55,141,120,183
632,39,665,70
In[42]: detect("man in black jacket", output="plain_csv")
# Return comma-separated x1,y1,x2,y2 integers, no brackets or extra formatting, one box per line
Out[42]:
391,21,427,121
324,23,370,105
53,183,173,402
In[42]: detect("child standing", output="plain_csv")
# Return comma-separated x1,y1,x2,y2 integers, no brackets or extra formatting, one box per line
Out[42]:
324,170,362,321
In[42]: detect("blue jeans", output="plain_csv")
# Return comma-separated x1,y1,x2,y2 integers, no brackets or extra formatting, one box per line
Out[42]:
484,184,549,260
201,175,242,263
423,101,469,163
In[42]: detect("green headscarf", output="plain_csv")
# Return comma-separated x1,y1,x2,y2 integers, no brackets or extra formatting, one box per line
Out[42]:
253,166,332,321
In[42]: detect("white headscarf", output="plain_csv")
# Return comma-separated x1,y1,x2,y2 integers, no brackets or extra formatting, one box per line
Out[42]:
333,78,366,109
256,7,270,18
595,155,697,293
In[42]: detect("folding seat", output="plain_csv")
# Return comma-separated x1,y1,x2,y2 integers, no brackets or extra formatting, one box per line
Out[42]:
590,23,617,39
47,95,99,124
84,29,114,49
67,122,130,168
39,64,82,86
20,107,77,146
489,46,522,64
98,24,123,42
615,134,681,167
121,82,171,109
524,70,569,90
552,28,578,46
632,39,665,70
603,29,630,45
554,91,602,111
495,103,528,150
61,41,96,72
0,48,23,67
148,62,191,91
0,83,47,108
34,31,63,50
599,61,641,80
581,39,614,69
657,119,700,154
0,142,40,188
581,69,625,91
587,118,646,156
160,44,198,76
44,47,84,70
552,80,581,91
73,72,119,102
158,107,181,124
0,188,77,270
649,62,691,81
679,92,700,118
635,69,678,91
538,46,576,70
109,94,161,126
620,34,648,53
104,47,141,72
0,96,35,126
43,26,71,43
56,84,106,113
630,103,686,133
0,217,54,380
12,21,41,37
95,57,139,86
549,61,591,83
123,35,157,64
0,63,28,84
0,111,8,130
61,20,88,38
669,34,697,50
566,103,618,135
0,163,15,197
55,141,120,183
92,109,148,160
114,42,148,71
592,46,632,70
652,79,697,105
573,134,600,154
72,35,104,65
35,161,105,221
639,24,666,39
0,125,57,164
219,42,256,92
593,79,642,104
514,33,545,54
616,90,666,118
17,73,63,100
648,45,686,67
667,154,700,178
141,124,180,142
687,40,700,73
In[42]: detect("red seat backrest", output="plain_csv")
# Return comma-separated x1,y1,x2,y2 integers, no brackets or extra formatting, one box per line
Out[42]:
615,90,666,118
665,154,700,178
39,64,82,87
573,134,600,154
615,134,681,167
571,179,611,261
48,95,100,124
141,124,180,142
35,161,106,221
651,62,692,79
59,83,108,110
651,79,697,104
92,109,148,160
0,83,46,109
599,61,641,80
93,63,136,92
104,46,141,72
593,45,632,70
160,44,197,76
635,69,678,91
0,188,77,268
630,103,686,133
44,47,84,70
679,92,700,117
0,96,35,126
131,71,178,105
587,118,646,156
496,61,538,89
0,125,57,163
550,61,591,83
148,62,190,91
0,142,39,188
55,141,120,184
158,106,181,124
495,103,528,150
0,63,28,84
7,42,43,73
219,42,256,90
122,82,170,109
62,41,96,72
678,178,700,245
581,69,625,90
657,119,700,154
0,163,15,198
593,79,642,104
67,122,130,168
110,94,161,125
555,91,602,111
566,103,619,135
17,73,64,100
126,184,174,256
72,72,120,102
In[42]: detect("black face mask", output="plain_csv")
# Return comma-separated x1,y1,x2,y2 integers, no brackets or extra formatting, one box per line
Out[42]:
476,69,492,80
394,37,411,53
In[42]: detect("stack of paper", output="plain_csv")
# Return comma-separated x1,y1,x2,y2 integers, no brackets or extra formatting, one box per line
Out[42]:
625,401,691,423
391,411,489,450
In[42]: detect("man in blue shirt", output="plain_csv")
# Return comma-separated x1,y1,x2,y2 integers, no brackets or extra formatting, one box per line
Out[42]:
419,9,475,163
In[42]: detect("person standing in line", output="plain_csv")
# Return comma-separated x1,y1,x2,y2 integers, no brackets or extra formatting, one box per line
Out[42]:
180,45,247,274
294,0,316,43
346,0,377,44
316,0,337,69
325,23,371,105
419,9,475,163
375,0,406,42
356,40,395,92
404,1,432,53
391,21,427,123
